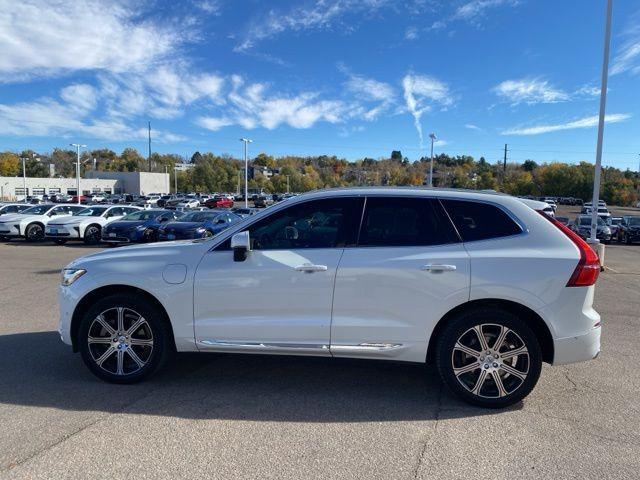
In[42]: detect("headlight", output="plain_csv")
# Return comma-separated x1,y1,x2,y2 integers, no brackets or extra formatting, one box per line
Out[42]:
195,227,205,232
136,224,147,230
61,268,86,286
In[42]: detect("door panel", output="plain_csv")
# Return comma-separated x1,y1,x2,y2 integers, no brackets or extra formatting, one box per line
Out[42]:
193,196,364,356
331,244,470,362
193,247,342,354
330,196,470,363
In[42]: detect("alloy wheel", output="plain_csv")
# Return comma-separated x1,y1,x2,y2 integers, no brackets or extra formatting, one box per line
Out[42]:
451,323,529,399
87,307,154,376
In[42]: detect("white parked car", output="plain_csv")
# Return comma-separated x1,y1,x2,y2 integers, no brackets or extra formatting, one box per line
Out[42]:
89,194,107,203
0,204,85,241
46,205,141,245
58,188,601,408
176,199,201,209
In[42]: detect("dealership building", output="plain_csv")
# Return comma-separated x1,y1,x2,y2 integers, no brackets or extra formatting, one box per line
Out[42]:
0,171,170,201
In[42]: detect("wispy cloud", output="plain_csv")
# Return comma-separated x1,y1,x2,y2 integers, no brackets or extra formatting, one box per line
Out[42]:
429,0,519,31
492,77,569,105
198,75,346,131
502,113,631,136
465,123,483,131
0,86,185,142
0,0,184,80
194,0,222,15
235,0,393,52
611,11,640,76
402,74,453,149
340,67,396,121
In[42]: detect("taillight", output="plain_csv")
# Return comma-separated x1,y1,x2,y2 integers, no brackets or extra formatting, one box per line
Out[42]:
537,210,600,287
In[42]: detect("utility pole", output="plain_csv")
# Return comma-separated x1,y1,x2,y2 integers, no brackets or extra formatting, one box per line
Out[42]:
503,144,508,174
148,121,152,172
174,166,178,194
239,138,252,208
286,174,290,193
69,143,86,204
19,156,28,202
589,0,613,246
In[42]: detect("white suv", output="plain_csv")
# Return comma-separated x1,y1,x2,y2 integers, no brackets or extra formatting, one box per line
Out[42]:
58,188,601,408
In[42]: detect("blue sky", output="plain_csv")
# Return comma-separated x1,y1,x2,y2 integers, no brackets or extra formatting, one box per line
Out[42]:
0,0,638,170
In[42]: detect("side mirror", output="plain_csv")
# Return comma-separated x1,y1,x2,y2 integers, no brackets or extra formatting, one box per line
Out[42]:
231,231,251,262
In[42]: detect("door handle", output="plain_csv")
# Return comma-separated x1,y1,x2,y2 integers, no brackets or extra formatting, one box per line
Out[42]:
421,264,457,273
294,263,328,273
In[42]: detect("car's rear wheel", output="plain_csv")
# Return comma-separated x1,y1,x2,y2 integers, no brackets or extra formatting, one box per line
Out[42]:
25,223,44,242
84,225,101,245
78,293,173,383
436,308,542,408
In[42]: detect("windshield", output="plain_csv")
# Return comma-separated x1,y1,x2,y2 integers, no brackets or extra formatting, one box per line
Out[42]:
579,217,605,226
121,210,164,221
75,207,108,217
178,211,219,222
627,217,640,226
22,205,52,215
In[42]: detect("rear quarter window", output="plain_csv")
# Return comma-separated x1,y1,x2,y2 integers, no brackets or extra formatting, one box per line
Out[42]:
440,199,522,242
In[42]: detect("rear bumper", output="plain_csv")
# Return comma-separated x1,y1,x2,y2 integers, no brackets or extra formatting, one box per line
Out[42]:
553,326,601,365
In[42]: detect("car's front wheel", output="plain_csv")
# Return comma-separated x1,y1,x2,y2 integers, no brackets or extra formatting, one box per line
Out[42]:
78,293,173,383
84,225,102,245
25,223,44,242
436,308,542,408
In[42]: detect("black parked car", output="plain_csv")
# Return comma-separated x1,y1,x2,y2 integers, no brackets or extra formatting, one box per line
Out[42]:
617,216,640,244
157,210,241,241
101,209,183,245
570,215,611,244
0,203,32,216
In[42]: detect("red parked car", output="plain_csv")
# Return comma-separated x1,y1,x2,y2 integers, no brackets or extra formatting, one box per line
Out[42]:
71,195,90,204
204,196,233,209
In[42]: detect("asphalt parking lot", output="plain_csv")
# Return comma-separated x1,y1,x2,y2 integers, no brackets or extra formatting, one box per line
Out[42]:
0,236,639,479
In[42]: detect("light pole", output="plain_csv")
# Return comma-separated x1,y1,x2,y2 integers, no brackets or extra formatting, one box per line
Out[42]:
589,0,613,246
19,156,28,202
240,138,252,208
70,143,87,204
428,133,437,187
286,175,290,193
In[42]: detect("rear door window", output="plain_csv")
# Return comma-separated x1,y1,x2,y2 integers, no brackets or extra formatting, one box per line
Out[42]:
440,199,522,242
358,197,458,247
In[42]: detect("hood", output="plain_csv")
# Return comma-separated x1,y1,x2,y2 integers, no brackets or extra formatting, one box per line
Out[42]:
161,221,204,231
66,239,207,270
48,216,91,226
104,219,150,230
0,213,49,223
0,213,37,223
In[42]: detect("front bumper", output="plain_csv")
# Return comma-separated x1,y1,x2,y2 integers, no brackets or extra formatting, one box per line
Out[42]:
553,326,601,365
0,223,21,237
46,225,81,239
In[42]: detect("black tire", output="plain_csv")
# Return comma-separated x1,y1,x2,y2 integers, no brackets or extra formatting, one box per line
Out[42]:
25,223,44,242
142,229,156,243
435,307,542,408
203,230,214,238
626,234,632,245
83,224,101,245
53,239,67,245
78,293,174,384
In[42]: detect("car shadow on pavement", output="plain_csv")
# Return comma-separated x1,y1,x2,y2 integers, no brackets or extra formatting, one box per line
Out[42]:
0,331,520,422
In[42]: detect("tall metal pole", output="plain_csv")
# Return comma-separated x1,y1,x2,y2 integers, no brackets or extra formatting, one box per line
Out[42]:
174,166,178,194
20,157,27,202
70,143,86,204
240,138,252,208
148,121,152,172
428,133,436,187
589,0,613,244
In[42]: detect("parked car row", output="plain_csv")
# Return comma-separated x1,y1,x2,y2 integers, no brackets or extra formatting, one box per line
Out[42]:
0,203,245,245
567,214,640,245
